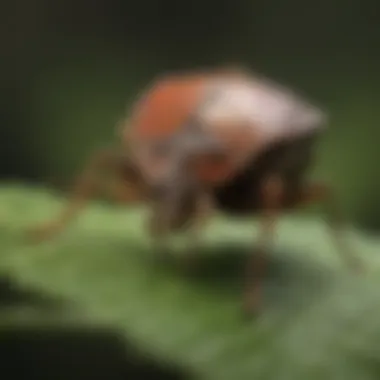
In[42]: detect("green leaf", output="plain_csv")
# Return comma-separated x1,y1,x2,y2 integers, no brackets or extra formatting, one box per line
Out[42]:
0,183,379,380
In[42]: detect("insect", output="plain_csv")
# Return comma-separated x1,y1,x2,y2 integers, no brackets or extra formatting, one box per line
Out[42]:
27,66,364,315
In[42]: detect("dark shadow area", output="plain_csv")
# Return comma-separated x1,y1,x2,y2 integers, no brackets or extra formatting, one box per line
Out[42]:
159,242,337,312
0,275,68,311
0,274,190,379
356,214,380,236
0,325,190,380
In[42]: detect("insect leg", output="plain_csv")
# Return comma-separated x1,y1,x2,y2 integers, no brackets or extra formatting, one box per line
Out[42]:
26,148,143,243
181,191,214,270
146,199,174,263
145,168,187,262
243,175,284,315
295,182,365,272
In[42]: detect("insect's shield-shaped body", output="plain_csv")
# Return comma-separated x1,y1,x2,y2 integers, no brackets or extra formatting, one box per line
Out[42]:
125,68,328,190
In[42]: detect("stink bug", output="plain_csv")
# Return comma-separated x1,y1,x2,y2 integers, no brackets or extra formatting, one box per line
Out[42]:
27,66,363,315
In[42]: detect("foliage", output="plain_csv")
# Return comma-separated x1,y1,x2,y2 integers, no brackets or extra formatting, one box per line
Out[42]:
0,184,379,379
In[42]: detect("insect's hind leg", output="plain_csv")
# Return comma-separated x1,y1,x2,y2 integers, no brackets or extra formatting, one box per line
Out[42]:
26,148,144,243
295,182,365,273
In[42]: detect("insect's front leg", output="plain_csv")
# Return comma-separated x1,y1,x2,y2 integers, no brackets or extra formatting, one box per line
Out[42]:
146,201,173,263
243,175,284,316
181,191,214,270
26,148,142,243
295,182,365,273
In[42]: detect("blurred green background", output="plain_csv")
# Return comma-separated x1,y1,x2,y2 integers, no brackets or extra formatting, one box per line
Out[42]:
1,0,379,232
